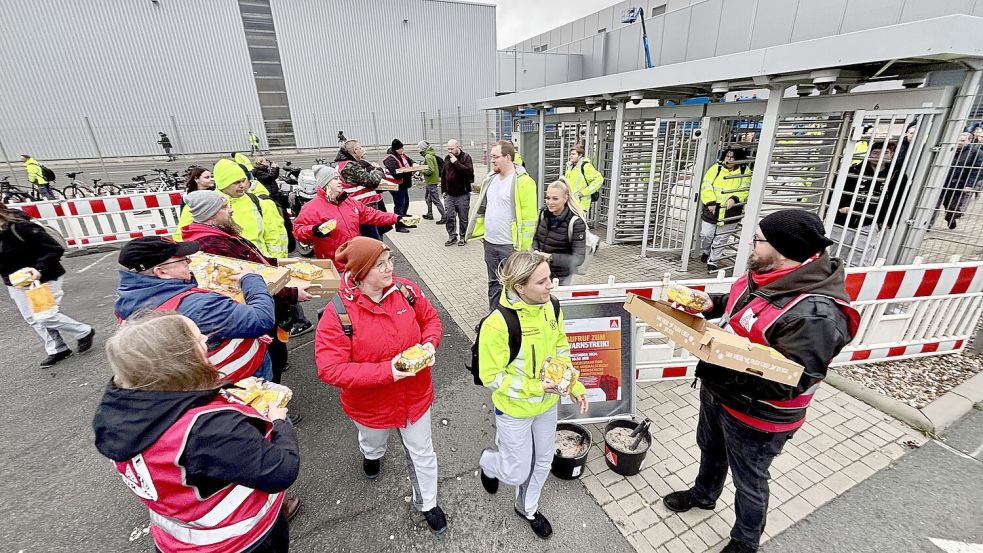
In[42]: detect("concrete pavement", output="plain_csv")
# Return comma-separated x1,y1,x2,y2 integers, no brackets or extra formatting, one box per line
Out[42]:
0,240,632,552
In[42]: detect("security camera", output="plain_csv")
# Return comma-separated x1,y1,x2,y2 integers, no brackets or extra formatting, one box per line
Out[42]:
796,84,816,97
692,128,703,139
585,97,598,106
629,92,644,105
711,82,729,94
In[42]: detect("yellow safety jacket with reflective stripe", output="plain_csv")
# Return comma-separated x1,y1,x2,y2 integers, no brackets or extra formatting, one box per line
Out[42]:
24,158,47,185
564,159,604,211
466,166,539,251
249,181,289,259
514,151,524,167
478,292,586,418
699,164,752,226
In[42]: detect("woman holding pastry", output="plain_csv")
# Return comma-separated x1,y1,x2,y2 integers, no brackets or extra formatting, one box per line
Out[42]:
93,312,301,553
293,165,412,273
314,236,448,535
476,251,589,539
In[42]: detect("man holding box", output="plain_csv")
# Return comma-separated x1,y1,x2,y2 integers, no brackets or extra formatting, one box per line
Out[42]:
180,191,312,404
663,209,859,553
115,236,276,382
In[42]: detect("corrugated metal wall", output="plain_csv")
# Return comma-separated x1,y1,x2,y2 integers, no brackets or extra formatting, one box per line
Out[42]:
0,0,264,159
0,0,495,160
271,0,496,149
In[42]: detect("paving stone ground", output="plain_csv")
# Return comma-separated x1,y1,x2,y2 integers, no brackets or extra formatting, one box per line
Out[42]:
388,197,929,553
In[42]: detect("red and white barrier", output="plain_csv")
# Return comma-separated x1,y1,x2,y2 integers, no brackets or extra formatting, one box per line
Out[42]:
12,192,183,248
556,260,983,382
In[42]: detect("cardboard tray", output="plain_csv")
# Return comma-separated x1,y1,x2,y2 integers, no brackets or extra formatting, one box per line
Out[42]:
376,180,399,191
189,252,291,303
623,293,804,385
395,165,427,174
277,258,341,300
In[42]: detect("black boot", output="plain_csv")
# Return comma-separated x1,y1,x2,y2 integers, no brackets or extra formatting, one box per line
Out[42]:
663,489,717,512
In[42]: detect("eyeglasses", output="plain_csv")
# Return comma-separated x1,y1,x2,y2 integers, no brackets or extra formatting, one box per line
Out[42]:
751,237,769,247
156,257,192,268
490,154,503,160
374,255,397,271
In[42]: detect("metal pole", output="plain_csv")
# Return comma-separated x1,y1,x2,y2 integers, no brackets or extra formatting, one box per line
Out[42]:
169,115,186,156
605,101,627,244
371,112,380,149
733,86,784,274
422,111,427,142
485,110,492,168
457,106,464,143
0,141,21,186
437,109,443,145
83,116,109,181
640,118,663,257
537,108,546,210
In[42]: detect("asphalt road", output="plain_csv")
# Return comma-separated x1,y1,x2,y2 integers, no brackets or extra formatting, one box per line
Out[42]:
764,409,983,553
0,239,631,552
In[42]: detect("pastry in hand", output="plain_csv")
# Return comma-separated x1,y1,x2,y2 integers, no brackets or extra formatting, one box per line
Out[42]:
318,219,337,235
395,344,434,373
541,356,579,395
666,284,711,312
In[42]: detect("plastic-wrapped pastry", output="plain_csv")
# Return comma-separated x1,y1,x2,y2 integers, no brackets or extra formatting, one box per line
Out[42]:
395,344,434,373
541,356,579,396
317,219,337,235
224,377,293,412
666,284,711,312
287,261,324,281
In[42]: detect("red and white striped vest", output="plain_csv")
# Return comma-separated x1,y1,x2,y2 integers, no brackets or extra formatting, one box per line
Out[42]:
720,273,860,431
114,397,283,553
337,160,383,205
157,289,271,383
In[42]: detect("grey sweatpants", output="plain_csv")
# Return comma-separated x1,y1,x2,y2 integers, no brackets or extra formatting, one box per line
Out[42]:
700,221,738,264
424,185,445,218
354,408,439,512
480,404,558,518
7,278,91,355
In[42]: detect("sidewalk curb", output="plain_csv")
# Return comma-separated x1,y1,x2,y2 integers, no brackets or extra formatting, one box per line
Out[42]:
826,370,982,434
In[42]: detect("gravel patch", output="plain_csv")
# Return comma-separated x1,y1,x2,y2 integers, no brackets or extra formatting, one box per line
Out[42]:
833,353,983,410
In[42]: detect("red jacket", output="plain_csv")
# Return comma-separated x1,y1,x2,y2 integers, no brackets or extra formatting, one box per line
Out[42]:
315,275,441,429
292,187,400,271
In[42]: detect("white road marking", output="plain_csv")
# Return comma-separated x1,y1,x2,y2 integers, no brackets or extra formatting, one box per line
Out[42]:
929,538,983,553
970,441,983,458
933,439,983,464
76,252,114,273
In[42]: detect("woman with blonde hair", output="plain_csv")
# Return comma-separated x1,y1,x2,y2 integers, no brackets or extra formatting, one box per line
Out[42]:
93,312,300,553
477,251,589,539
531,178,587,285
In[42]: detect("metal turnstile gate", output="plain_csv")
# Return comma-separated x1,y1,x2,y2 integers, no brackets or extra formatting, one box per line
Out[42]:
641,119,702,256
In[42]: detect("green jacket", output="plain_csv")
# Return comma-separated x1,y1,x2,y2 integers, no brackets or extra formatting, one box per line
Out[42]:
466,165,538,250
699,164,751,226
419,146,440,185
478,291,586,418
564,158,604,211
23,158,47,185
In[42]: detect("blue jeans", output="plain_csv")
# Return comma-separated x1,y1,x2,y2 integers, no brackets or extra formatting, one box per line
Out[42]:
692,385,795,549
390,189,410,216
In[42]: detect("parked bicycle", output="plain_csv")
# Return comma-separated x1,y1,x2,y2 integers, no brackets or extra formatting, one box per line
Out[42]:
1,176,66,203
62,172,119,198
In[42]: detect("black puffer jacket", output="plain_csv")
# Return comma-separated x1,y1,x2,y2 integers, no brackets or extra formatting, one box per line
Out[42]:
531,207,587,279
696,253,855,426
0,212,66,286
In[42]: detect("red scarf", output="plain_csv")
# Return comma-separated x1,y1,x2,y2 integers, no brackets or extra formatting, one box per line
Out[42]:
749,253,820,287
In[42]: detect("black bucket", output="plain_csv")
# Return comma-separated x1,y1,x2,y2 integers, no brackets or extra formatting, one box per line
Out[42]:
551,422,592,480
603,419,651,476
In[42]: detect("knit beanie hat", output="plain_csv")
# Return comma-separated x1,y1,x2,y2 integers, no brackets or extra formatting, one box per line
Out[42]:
213,159,248,191
335,237,389,282
758,209,834,262
391,139,404,151
233,152,254,172
186,191,227,223
418,140,429,151
313,165,340,190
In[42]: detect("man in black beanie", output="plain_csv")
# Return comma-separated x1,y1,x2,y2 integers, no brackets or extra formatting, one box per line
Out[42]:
383,139,414,220
663,209,859,553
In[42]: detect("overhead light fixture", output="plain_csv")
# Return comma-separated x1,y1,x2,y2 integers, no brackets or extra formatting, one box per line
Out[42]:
711,82,729,94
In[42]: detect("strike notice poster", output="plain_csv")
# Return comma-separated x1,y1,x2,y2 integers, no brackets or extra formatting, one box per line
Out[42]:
564,316,624,403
